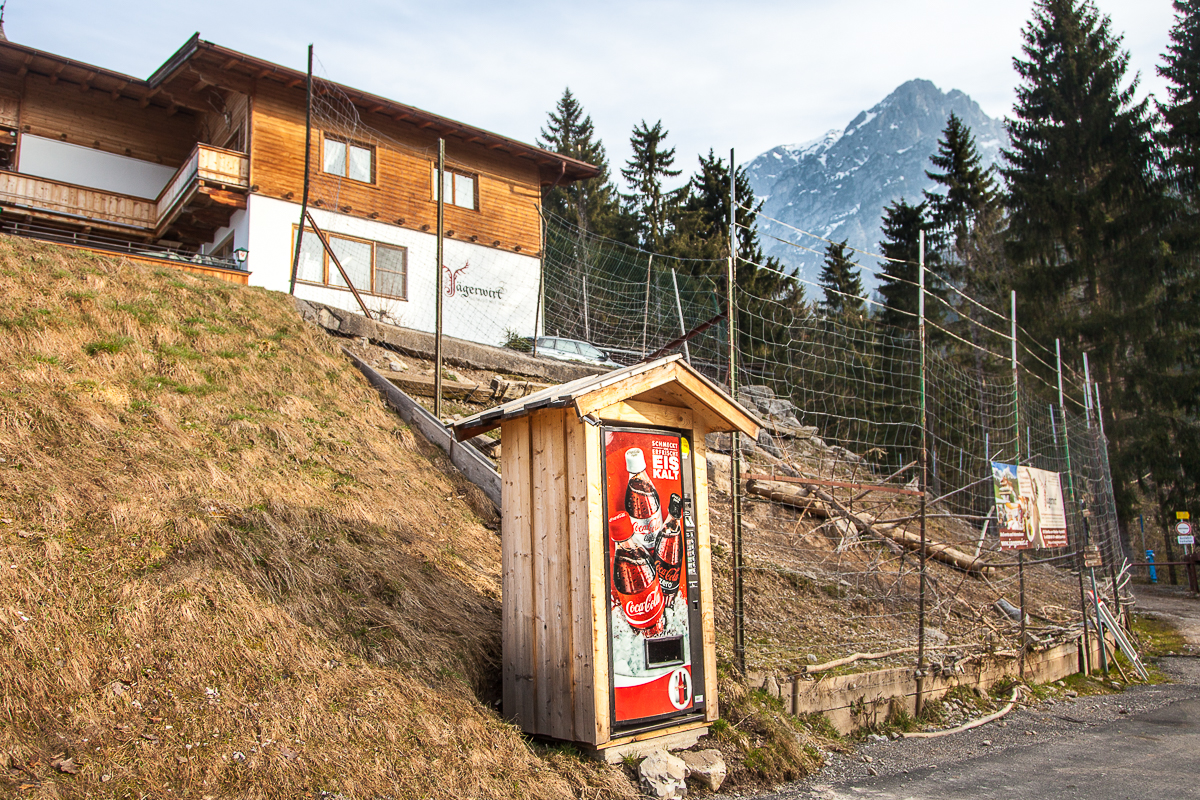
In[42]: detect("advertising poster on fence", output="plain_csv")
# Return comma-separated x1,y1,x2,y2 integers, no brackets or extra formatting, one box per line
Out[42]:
992,462,1068,550
604,428,695,724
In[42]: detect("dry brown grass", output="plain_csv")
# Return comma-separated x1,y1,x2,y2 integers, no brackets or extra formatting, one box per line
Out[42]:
0,237,635,799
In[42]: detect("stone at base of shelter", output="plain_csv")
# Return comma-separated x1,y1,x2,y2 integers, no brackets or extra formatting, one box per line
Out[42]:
679,749,727,792
639,750,688,799
588,726,708,763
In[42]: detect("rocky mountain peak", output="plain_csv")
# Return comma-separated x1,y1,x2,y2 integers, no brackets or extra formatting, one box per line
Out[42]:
745,80,1007,291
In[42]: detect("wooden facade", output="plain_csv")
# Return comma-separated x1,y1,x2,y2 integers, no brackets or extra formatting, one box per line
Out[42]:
455,357,761,753
0,34,596,275
250,80,545,255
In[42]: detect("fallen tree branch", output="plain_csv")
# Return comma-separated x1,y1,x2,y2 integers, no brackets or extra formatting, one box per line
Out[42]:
900,687,1022,739
799,644,958,675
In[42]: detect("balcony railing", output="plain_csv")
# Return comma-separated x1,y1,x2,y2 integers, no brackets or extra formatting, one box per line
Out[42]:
0,143,249,233
0,218,246,272
156,143,250,224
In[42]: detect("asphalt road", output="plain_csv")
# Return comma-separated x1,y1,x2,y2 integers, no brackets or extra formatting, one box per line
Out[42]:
735,587,1200,800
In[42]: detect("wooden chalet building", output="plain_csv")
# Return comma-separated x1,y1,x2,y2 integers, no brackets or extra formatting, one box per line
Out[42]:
0,33,597,345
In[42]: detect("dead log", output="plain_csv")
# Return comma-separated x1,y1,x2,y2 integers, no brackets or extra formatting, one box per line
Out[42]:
747,478,993,577
746,479,828,517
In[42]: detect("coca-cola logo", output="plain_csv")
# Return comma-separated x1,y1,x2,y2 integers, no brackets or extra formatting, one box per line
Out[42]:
629,516,659,537
623,584,663,624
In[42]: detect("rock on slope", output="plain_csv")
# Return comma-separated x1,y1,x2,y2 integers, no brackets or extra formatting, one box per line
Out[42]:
744,79,1008,290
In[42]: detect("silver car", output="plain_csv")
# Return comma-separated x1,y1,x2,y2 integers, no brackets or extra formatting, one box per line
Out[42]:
532,337,621,368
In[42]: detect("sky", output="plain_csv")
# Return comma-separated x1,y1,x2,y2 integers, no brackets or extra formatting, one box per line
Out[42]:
9,0,1179,188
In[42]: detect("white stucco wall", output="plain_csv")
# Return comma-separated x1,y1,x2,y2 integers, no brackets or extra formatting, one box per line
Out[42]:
243,194,540,347
18,135,177,199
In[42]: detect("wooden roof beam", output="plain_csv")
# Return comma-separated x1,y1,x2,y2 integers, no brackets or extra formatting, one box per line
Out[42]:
220,56,240,70
79,71,98,92
16,54,32,78
139,86,163,108
110,80,129,101
49,63,65,85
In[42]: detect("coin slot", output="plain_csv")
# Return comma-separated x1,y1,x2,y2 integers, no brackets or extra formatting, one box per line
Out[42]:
645,635,685,668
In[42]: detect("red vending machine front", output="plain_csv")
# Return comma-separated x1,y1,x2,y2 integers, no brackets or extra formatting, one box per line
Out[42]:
603,426,705,731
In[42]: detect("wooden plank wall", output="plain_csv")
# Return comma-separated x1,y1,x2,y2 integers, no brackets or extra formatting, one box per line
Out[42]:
0,172,155,228
690,420,719,723
501,409,602,744
199,91,249,152
249,80,543,254
10,73,198,167
501,416,536,732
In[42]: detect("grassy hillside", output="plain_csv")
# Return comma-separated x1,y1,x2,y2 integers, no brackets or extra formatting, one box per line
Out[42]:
0,237,634,799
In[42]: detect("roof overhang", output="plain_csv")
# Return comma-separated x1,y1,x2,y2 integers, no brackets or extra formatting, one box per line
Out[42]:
452,355,763,441
0,34,601,186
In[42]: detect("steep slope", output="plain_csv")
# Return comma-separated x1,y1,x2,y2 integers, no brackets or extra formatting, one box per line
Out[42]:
0,238,632,799
745,79,1007,288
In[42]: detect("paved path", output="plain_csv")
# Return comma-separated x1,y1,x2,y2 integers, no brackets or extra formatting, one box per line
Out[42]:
732,587,1200,800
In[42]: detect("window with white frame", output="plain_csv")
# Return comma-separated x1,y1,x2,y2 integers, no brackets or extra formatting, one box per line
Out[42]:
294,228,407,300
322,135,374,183
433,165,477,210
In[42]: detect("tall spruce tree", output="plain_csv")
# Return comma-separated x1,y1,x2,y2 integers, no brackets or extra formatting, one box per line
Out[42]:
876,199,938,333
818,239,865,317
621,120,683,252
1003,0,1166,518
923,113,1001,281
1161,0,1200,205
665,151,805,383
538,88,628,240
1149,0,1200,525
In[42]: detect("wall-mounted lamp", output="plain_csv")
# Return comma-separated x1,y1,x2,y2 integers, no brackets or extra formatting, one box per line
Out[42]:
234,247,249,264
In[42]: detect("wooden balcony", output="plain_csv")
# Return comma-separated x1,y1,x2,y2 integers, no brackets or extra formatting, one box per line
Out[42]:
0,143,249,244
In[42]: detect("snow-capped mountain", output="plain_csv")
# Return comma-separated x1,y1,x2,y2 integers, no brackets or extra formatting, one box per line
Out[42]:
745,79,1008,290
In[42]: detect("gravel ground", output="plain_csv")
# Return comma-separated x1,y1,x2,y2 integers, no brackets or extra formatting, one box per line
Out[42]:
723,656,1200,799
719,584,1200,799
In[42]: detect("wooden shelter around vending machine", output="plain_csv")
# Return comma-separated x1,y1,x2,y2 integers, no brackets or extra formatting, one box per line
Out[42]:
452,355,761,759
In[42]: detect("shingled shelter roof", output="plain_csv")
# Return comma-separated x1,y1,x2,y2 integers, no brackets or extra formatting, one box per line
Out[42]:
451,354,762,441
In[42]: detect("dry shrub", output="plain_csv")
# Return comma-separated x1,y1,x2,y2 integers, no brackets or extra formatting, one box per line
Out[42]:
707,671,831,791
0,237,636,799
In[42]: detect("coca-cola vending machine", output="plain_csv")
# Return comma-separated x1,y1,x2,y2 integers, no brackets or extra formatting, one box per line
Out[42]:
604,426,705,730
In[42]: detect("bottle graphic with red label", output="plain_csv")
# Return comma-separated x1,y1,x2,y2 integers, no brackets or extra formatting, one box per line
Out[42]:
612,541,665,635
654,493,684,607
624,448,662,544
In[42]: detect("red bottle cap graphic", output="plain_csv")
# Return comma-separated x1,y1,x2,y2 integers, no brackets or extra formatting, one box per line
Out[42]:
608,512,634,543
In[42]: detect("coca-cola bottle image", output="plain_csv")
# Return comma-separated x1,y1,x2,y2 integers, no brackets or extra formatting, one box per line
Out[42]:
624,448,662,545
613,541,666,636
654,493,684,608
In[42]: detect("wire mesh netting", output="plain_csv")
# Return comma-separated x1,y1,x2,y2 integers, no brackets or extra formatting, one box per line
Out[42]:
289,67,1128,675
538,209,1127,674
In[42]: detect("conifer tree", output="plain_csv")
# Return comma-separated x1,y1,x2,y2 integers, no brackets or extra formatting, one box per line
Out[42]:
1146,0,1200,521
818,240,865,317
923,113,1000,282
1161,0,1200,205
876,199,937,333
621,120,683,252
537,88,628,240
1002,0,1166,517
